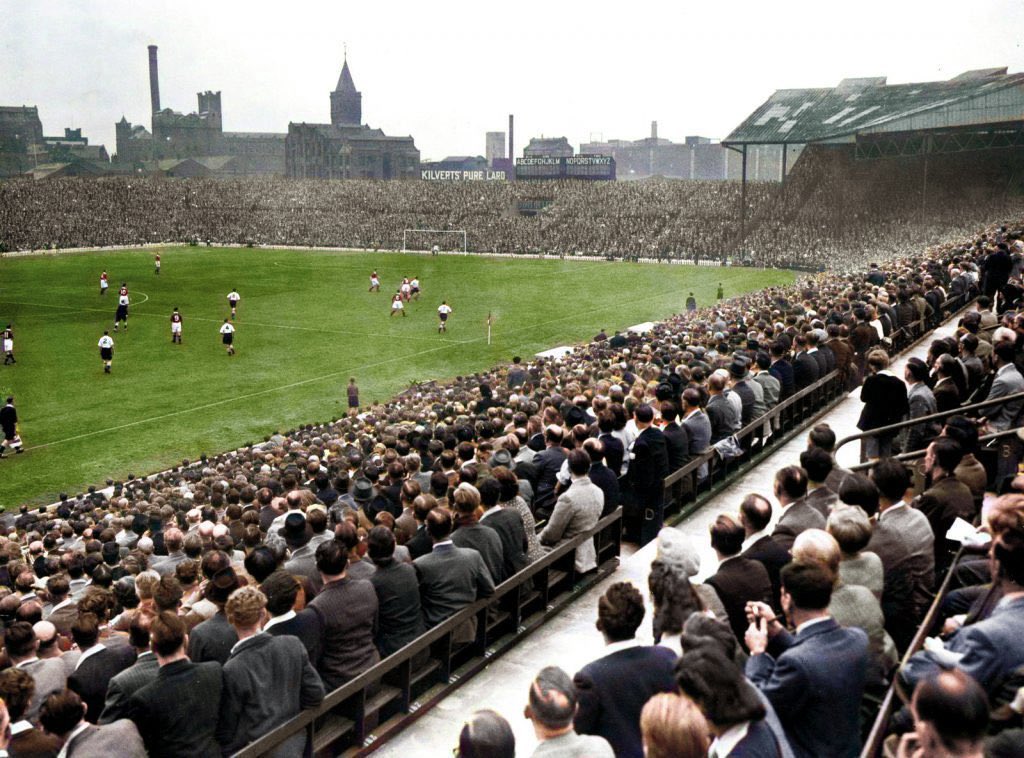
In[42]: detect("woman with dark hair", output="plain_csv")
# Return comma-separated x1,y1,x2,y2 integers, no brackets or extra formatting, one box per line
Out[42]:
680,614,794,758
456,709,515,758
648,559,705,653
675,646,784,758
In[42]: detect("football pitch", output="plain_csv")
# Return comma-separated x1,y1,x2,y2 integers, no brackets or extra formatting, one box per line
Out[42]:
0,247,795,507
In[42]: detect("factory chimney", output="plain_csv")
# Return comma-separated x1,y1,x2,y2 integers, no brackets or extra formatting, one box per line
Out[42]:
508,114,514,162
651,120,658,140
148,45,161,114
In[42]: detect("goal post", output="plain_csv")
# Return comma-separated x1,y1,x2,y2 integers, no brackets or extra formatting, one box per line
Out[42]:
402,229,468,254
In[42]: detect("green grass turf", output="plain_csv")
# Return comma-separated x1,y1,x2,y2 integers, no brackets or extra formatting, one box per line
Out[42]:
0,247,794,507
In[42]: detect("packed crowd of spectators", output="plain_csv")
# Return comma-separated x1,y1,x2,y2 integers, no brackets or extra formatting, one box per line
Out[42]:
0,214,1020,754
3,146,1021,269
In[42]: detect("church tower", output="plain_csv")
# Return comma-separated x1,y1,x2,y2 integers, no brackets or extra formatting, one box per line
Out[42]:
330,53,362,127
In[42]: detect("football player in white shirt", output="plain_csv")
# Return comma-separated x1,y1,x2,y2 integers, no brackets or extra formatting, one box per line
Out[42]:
220,319,236,356
98,331,114,373
437,301,453,333
400,278,412,302
410,276,421,300
113,284,129,332
100,271,109,295
2,324,14,365
227,289,241,319
170,308,183,344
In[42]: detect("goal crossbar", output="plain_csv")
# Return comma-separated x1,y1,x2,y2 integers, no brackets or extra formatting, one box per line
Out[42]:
402,229,467,253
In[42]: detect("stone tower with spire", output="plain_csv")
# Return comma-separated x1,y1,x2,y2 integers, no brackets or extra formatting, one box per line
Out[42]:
330,53,362,127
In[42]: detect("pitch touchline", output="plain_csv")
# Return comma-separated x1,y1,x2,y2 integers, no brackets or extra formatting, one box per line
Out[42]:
24,342,456,452
0,300,469,345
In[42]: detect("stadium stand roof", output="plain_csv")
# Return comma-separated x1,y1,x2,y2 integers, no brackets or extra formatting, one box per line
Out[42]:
724,68,1024,146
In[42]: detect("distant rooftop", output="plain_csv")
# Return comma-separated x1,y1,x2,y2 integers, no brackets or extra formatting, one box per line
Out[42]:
725,68,1024,145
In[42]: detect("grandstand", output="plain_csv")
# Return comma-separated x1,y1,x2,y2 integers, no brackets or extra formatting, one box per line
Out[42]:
0,66,1023,758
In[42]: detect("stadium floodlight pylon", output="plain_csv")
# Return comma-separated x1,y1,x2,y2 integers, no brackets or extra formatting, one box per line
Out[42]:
402,229,468,254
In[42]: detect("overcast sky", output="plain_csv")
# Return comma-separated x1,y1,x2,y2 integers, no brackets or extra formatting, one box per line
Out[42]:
3,0,1023,161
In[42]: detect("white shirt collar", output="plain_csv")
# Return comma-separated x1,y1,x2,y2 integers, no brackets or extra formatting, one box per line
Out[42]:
796,616,832,635
264,610,296,630
878,500,909,521
10,720,33,736
50,597,75,614
741,528,771,554
709,721,751,758
57,722,91,758
432,539,454,550
15,657,39,668
479,508,499,522
603,638,641,656
230,631,265,656
74,644,106,671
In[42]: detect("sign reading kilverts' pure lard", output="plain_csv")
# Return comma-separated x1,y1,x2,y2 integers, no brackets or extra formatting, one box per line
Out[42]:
420,170,508,181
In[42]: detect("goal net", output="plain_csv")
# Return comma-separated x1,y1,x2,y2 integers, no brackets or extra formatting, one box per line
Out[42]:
402,229,468,254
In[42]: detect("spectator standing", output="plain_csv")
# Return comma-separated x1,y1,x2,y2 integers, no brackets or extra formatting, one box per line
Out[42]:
414,507,494,643
261,571,323,668
858,349,909,460
187,566,240,665
309,540,379,691
573,583,676,758
126,612,223,758
366,526,424,657
456,710,516,758
705,514,773,645
628,404,670,546
745,563,869,758
217,586,325,756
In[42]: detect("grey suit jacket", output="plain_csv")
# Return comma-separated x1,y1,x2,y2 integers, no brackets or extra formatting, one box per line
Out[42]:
870,504,935,617
18,658,68,721
982,363,1024,431
64,720,147,758
99,652,160,724
681,409,712,480
218,633,325,757
804,486,838,518
415,544,495,631
906,382,939,451
772,500,826,552
829,582,898,686
540,477,603,572
754,370,781,408
531,731,615,757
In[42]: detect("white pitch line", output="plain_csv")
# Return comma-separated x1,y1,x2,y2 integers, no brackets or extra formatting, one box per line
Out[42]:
23,341,456,452
0,299,468,345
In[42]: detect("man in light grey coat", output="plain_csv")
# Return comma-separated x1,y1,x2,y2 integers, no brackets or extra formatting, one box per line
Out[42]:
39,690,146,758
5,622,68,722
540,451,604,573
526,665,613,758
904,359,939,452
982,342,1024,432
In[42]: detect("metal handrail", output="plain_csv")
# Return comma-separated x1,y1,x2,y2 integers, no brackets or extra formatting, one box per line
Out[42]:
834,391,1024,458
663,369,843,490
848,427,1023,473
231,507,623,758
860,547,965,757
